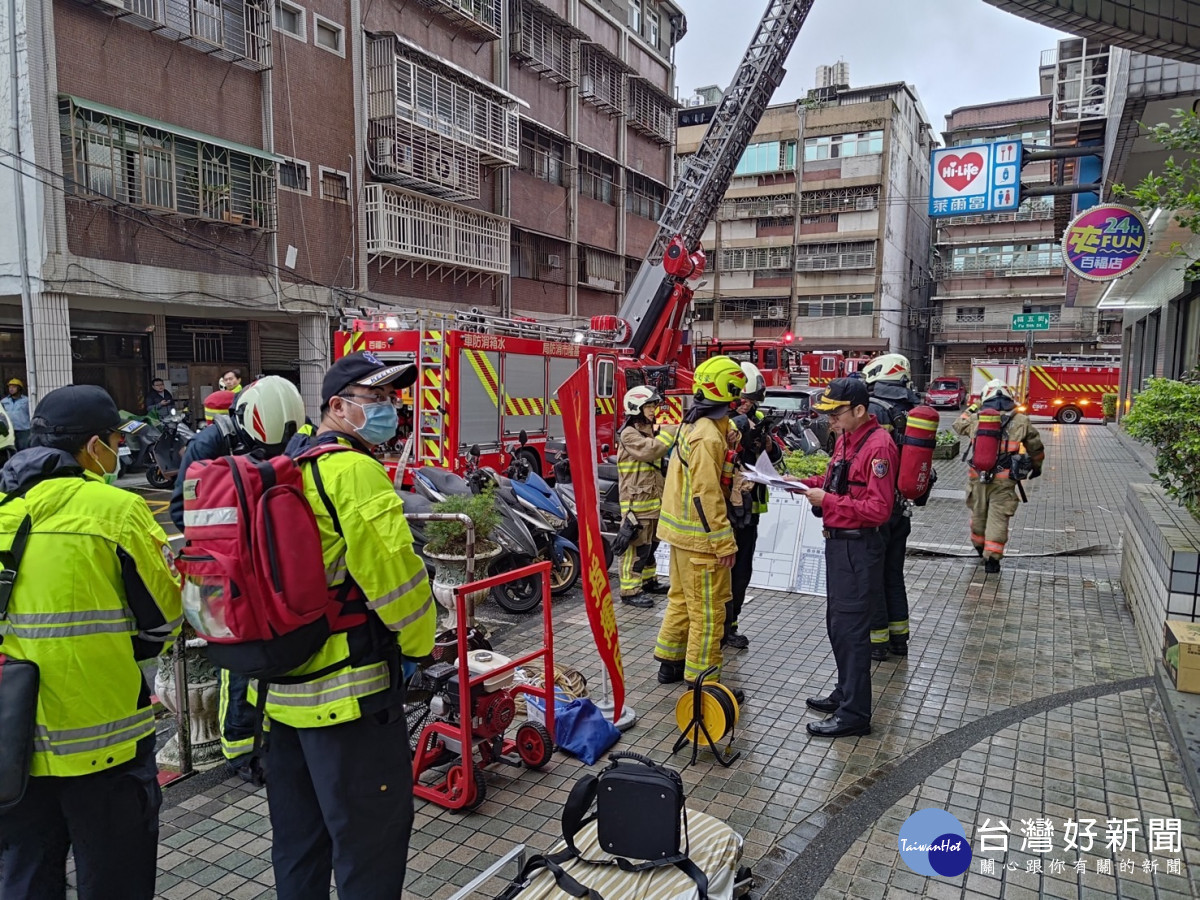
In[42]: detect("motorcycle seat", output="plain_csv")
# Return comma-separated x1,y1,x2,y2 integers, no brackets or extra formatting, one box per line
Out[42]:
597,463,619,482
417,467,471,496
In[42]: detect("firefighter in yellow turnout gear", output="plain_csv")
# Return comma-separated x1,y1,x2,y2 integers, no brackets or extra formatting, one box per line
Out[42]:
616,386,677,607
654,356,746,690
953,379,1046,574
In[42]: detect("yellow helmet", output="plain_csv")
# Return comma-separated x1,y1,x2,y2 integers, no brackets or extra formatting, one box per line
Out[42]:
692,355,747,404
6,378,23,389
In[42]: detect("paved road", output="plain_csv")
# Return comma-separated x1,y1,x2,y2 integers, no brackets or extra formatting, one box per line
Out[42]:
108,422,1200,899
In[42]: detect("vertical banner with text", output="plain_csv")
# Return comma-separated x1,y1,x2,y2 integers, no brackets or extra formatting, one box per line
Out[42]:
556,360,625,720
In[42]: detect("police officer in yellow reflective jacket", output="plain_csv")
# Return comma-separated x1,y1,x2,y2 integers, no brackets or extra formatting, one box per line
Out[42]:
654,356,746,692
0,385,183,900
616,385,677,607
254,351,435,899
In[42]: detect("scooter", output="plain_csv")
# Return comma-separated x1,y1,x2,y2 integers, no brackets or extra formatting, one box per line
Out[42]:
551,445,623,551
145,410,195,489
501,435,581,596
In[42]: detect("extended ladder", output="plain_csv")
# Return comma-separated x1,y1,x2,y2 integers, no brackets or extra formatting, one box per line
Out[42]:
416,322,447,466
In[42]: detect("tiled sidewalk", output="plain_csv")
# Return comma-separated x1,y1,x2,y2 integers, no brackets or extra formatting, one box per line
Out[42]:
135,422,1200,899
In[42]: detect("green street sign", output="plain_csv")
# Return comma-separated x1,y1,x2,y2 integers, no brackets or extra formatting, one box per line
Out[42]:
1012,313,1051,331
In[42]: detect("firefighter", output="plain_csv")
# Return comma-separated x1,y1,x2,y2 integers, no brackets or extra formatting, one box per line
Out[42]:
616,385,677,607
793,378,898,738
862,352,922,660
0,385,182,899
202,388,236,423
256,351,435,898
953,379,1045,574
654,355,745,692
171,377,307,780
724,362,782,650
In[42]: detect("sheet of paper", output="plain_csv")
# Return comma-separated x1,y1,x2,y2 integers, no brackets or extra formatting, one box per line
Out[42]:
739,451,808,492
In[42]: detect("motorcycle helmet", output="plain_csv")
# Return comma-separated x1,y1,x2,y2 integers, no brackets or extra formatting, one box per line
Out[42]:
692,355,746,405
862,353,912,386
981,379,1013,403
739,362,766,403
623,385,663,418
233,375,306,452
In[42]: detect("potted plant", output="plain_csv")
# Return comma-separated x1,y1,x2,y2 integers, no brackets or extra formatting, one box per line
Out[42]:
154,624,224,771
934,429,961,460
424,489,503,629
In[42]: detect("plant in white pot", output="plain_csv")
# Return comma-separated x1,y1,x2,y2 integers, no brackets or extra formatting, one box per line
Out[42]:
423,488,502,630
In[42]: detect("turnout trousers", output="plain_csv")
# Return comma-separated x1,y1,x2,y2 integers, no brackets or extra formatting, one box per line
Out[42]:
219,669,256,762
823,532,885,726
725,519,759,636
654,546,730,683
266,696,414,900
967,480,1020,560
619,515,661,596
0,736,160,900
870,513,911,648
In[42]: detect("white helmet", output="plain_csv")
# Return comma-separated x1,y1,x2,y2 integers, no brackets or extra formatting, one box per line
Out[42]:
623,385,663,417
234,376,306,451
739,362,766,402
862,353,911,385
981,379,1013,403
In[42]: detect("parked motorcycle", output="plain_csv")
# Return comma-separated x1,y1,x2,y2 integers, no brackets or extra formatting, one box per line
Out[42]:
550,444,619,569
145,410,195,489
502,434,581,596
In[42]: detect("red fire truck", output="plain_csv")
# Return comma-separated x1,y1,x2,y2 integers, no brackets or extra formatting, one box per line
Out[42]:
968,358,1119,424
693,339,798,386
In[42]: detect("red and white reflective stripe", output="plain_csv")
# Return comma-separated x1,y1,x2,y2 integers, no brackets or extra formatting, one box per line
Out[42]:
183,507,239,527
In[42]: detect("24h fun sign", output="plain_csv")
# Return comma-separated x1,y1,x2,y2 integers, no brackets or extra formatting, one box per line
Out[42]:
1061,204,1149,281
928,141,1021,217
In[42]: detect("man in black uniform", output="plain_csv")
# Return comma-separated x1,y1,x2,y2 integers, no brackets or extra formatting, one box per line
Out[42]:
793,378,899,738
862,353,923,661
723,362,782,649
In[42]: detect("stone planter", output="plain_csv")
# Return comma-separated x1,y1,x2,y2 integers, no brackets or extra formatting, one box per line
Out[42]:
155,638,224,771
1121,483,1200,678
426,544,501,630
933,440,961,460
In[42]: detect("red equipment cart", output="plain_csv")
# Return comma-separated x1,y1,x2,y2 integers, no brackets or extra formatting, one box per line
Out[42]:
411,560,558,812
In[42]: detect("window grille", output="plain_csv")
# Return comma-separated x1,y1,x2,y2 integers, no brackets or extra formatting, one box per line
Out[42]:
511,0,574,85
797,186,879,216
794,241,876,271
578,151,617,205
795,294,874,318
86,0,271,70
579,45,623,114
626,79,675,145
408,0,502,39
579,246,622,290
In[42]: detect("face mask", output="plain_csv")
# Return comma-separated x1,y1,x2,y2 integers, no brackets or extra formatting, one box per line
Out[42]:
90,439,119,486
345,400,398,446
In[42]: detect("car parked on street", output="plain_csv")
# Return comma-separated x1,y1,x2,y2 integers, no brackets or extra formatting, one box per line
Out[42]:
925,377,967,410
761,386,832,451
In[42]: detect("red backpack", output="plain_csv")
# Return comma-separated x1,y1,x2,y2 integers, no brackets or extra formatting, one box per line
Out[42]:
176,446,356,679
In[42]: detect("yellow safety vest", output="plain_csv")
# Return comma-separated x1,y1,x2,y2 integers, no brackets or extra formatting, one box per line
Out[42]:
0,466,182,776
251,436,435,727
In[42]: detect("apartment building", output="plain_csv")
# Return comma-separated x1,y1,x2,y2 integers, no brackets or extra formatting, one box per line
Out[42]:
676,80,935,374
0,0,683,414
929,40,1123,380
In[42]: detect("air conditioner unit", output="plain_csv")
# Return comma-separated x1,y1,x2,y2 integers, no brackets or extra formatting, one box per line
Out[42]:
426,151,461,188
808,258,827,270
735,208,751,218
766,306,786,319
544,254,563,269
773,203,792,216
856,195,877,211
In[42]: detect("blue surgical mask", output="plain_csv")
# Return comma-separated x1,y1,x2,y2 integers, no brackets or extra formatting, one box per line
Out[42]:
346,400,398,446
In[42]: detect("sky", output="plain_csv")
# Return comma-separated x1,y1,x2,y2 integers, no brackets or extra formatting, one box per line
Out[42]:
673,0,1071,136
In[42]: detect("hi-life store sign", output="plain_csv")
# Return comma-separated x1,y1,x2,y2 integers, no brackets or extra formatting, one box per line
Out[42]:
929,141,1021,217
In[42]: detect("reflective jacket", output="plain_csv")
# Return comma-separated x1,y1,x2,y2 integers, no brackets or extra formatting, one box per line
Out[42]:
616,421,677,520
251,434,435,728
0,448,182,777
953,401,1046,480
657,416,737,557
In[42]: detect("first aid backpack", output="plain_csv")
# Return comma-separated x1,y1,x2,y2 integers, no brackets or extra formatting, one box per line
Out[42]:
176,448,347,679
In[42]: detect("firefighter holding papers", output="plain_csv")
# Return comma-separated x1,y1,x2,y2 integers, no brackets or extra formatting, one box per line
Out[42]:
953,379,1045,574
654,356,746,697
616,386,677,607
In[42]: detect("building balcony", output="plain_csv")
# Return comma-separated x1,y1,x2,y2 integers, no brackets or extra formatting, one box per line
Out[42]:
73,0,270,71
364,183,509,286
930,309,1103,344
935,257,1063,280
410,0,502,40
366,34,518,201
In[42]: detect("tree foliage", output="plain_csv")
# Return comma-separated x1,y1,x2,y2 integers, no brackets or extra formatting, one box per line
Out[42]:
1122,370,1200,515
1114,108,1200,281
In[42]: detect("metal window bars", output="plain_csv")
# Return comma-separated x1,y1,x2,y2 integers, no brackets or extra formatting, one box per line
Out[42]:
60,98,276,229
717,245,793,272
578,44,625,115
511,0,578,86
364,182,510,287
74,0,271,71
626,78,676,146
408,0,502,40
793,240,877,271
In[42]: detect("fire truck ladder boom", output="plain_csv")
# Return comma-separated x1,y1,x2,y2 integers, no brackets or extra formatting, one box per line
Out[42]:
617,0,817,356
342,306,622,347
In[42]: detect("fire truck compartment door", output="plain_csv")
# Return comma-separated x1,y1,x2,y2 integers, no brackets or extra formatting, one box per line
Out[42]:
547,357,576,438
459,349,502,447
501,353,547,437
